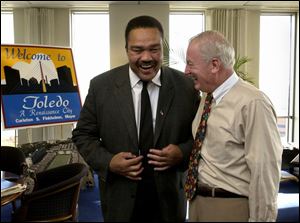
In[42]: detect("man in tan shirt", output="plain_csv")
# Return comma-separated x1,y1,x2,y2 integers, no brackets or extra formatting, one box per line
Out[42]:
185,30,282,221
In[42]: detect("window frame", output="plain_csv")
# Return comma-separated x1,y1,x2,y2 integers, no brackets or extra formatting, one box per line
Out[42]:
259,12,297,143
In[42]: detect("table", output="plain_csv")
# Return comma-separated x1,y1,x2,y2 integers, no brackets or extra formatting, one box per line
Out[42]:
1,191,23,207
1,172,24,211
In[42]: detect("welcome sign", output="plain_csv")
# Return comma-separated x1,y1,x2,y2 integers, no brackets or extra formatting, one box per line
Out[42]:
1,45,82,129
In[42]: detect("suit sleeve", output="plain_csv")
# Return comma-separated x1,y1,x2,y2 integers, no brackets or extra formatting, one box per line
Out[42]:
72,79,113,182
178,88,200,171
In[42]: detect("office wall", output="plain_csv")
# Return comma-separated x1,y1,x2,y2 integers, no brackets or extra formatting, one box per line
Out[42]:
241,10,260,88
109,4,169,68
13,9,24,44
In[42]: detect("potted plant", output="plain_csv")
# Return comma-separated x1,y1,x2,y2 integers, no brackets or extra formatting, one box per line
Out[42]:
234,56,254,84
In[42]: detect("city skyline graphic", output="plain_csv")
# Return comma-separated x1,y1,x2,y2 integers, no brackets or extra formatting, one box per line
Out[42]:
1,53,78,94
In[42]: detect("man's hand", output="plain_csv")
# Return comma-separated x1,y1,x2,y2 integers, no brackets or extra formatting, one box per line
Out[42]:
109,152,143,180
147,144,183,171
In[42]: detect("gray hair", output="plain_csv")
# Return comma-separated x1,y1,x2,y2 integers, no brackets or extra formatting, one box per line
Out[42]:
190,31,235,68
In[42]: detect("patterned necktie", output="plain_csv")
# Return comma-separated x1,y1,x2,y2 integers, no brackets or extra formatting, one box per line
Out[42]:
185,93,213,200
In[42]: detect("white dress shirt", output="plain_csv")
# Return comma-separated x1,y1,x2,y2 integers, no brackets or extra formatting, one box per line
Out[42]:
129,67,161,138
192,72,283,222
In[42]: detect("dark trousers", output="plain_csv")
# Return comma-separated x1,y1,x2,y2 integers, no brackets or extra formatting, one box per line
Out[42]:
131,175,162,222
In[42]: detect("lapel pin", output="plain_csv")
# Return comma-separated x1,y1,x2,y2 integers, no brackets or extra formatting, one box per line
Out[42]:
160,110,164,116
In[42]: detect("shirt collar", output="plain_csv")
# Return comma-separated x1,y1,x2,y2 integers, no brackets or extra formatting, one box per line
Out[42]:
151,69,161,87
212,72,239,105
129,67,140,88
129,66,161,88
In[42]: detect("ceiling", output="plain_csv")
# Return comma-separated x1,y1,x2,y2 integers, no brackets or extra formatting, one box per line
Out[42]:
1,1,299,10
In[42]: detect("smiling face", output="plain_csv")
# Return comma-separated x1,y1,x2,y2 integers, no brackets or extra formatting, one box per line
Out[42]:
185,40,213,92
126,28,163,81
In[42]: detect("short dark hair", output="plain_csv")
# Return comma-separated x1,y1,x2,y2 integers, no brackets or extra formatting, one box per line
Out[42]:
125,15,164,49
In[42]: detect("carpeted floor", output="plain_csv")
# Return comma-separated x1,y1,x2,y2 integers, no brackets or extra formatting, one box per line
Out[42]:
1,174,298,222
78,173,103,222
277,180,299,222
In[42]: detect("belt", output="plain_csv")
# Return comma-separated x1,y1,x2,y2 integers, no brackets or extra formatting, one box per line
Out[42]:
196,184,247,198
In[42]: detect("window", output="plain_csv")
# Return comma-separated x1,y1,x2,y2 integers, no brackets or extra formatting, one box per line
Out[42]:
259,14,296,143
169,12,204,72
1,10,17,146
71,11,110,103
1,11,14,44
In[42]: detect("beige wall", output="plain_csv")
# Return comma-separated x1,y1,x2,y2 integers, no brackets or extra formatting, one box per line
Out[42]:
54,9,70,47
13,9,24,44
243,10,260,88
237,9,260,88
109,4,169,68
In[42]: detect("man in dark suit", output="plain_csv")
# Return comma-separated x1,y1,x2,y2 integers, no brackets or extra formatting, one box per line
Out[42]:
72,15,199,222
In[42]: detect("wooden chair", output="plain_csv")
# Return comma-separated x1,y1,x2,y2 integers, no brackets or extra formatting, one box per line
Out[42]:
12,163,88,222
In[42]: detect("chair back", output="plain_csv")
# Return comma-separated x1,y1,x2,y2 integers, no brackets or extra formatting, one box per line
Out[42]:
13,163,88,222
0,146,27,176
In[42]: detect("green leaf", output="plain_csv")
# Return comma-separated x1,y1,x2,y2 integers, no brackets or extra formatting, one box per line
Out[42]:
162,38,185,67
234,56,254,84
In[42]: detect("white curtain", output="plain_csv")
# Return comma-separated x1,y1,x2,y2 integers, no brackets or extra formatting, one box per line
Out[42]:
19,8,71,144
40,8,55,45
206,8,242,56
24,8,55,45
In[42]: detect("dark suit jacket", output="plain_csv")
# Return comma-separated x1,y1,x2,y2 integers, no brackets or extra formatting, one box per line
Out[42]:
72,64,199,221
